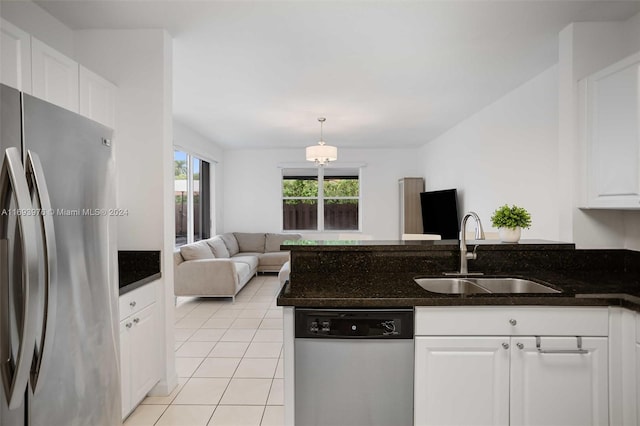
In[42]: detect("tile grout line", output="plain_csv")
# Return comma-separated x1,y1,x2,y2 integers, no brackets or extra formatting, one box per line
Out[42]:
135,274,282,426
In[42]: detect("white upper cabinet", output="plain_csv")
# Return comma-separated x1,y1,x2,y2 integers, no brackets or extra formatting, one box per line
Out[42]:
2,19,117,128
79,65,116,128
31,37,79,113
582,52,640,209
0,18,32,93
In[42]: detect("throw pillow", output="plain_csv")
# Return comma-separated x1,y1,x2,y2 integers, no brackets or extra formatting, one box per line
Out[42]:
207,237,230,258
180,241,215,261
220,233,240,256
234,233,266,253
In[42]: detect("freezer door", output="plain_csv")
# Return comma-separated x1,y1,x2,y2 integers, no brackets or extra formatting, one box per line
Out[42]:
0,84,28,426
21,94,120,426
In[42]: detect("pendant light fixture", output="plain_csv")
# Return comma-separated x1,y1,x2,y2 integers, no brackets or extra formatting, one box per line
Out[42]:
306,117,337,166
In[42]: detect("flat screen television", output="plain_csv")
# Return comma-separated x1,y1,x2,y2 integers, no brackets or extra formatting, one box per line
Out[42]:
420,189,460,240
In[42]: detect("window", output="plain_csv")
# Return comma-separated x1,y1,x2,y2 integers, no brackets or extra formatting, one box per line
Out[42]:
175,150,211,247
282,168,360,231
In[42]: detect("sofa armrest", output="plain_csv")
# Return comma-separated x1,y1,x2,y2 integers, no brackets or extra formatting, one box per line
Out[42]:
174,258,238,296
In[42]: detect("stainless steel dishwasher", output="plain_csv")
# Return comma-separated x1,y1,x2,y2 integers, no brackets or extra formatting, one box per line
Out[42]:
294,308,414,426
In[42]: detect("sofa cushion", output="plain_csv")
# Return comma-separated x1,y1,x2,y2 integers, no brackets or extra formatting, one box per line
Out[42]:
258,251,289,267
207,237,230,258
231,254,259,271
265,233,302,252
234,233,266,253
179,241,214,261
278,261,290,286
220,233,240,256
234,262,252,283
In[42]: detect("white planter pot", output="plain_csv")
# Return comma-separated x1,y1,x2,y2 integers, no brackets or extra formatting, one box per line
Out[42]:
499,227,521,243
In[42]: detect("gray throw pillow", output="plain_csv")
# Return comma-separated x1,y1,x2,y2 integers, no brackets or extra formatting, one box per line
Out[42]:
207,237,230,258
220,233,240,256
179,241,215,261
265,233,302,252
234,232,266,253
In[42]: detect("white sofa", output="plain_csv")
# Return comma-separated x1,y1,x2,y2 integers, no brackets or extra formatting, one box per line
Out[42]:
173,232,301,299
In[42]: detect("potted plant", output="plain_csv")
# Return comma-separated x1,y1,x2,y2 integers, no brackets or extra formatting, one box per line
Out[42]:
490,204,531,243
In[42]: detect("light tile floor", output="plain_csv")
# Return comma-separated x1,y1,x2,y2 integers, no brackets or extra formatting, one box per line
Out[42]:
124,275,285,426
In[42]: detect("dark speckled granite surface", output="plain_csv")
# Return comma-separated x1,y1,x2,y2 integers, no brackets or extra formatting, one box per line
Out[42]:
119,250,162,295
277,240,640,311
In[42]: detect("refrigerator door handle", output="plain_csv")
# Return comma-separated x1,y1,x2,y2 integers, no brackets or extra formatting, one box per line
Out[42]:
0,147,39,409
25,150,57,393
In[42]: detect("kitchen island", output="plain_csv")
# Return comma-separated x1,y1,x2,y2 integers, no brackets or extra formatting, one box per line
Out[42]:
277,240,640,426
277,239,640,309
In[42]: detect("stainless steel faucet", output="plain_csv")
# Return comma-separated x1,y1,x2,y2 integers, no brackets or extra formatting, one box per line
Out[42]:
458,211,485,275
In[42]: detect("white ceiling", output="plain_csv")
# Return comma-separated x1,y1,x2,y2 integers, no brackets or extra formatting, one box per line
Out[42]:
35,0,640,150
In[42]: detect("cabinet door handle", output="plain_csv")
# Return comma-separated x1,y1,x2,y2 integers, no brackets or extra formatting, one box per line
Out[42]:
133,318,140,324
516,342,524,350
509,319,517,326
536,336,588,354
130,301,136,308
125,323,132,329
502,342,510,350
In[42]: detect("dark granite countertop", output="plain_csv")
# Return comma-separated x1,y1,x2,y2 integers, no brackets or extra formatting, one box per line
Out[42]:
277,241,640,312
119,250,162,295
277,270,640,310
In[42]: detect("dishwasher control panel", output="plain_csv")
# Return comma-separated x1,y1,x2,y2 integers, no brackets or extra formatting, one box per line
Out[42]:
295,309,414,339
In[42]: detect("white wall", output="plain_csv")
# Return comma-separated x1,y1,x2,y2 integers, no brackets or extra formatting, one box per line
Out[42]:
76,31,169,251
174,120,225,234
75,29,177,396
223,148,422,239
418,11,640,249
558,13,640,249
419,65,560,240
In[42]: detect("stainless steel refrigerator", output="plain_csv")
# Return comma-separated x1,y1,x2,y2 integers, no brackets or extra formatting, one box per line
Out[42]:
0,83,120,425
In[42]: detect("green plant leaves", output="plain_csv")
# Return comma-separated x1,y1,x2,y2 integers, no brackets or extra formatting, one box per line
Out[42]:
490,204,532,229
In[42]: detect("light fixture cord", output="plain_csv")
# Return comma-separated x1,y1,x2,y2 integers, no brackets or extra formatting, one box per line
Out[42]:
319,117,325,146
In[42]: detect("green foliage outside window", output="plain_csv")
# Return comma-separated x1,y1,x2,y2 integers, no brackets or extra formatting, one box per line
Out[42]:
175,160,199,180
283,178,358,204
283,179,318,197
175,160,187,179
324,179,359,198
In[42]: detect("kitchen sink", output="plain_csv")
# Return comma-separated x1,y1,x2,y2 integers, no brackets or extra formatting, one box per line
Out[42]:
414,278,489,294
414,277,561,294
469,278,560,293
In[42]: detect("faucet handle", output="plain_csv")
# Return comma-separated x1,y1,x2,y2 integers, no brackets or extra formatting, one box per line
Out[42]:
466,245,480,260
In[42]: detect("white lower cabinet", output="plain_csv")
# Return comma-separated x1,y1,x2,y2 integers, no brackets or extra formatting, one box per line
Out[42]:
636,312,640,425
510,336,608,426
414,337,510,426
414,307,609,426
119,319,132,419
637,342,640,424
119,283,161,419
